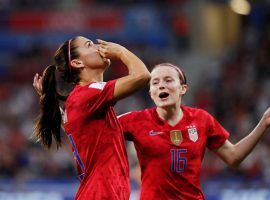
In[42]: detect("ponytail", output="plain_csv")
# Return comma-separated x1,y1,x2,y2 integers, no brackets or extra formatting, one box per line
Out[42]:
33,65,62,149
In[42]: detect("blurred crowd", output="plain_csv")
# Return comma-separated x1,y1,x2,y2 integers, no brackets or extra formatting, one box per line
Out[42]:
0,0,269,194
194,2,270,187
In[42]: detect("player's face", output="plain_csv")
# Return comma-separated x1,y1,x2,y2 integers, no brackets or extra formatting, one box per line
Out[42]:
149,66,187,108
73,36,109,69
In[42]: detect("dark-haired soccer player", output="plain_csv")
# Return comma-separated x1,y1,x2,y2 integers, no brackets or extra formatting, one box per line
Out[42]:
33,36,150,200
119,63,270,200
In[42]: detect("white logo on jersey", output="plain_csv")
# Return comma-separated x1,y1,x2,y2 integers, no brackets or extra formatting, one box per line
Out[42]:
149,130,164,136
187,125,198,142
89,82,106,90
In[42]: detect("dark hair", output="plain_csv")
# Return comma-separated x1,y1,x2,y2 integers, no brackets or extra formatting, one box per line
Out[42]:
152,63,187,85
33,37,80,149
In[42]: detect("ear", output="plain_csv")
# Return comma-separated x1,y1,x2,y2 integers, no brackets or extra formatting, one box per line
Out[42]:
180,84,188,95
149,89,154,101
70,59,84,69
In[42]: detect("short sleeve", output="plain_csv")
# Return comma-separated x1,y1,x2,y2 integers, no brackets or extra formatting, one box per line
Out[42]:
66,80,117,117
118,112,134,141
206,112,230,150
87,80,117,113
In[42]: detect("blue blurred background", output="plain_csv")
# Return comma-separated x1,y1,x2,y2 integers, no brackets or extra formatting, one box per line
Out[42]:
0,0,270,199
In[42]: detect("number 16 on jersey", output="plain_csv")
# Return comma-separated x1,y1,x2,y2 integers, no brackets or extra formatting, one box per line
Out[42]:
171,149,187,172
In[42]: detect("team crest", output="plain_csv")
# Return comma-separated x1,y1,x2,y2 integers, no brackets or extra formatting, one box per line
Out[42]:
170,130,182,146
187,125,198,142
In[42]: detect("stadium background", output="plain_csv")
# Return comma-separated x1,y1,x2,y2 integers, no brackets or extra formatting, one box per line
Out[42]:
0,0,269,199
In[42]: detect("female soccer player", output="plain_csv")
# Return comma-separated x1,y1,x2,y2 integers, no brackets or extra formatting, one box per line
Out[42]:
33,36,150,200
118,63,270,200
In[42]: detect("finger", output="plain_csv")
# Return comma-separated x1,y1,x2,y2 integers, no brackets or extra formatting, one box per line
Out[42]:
33,74,38,86
98,49,106,57
98,47,107,56
33,73,38,80
34,76,41,86
37,75,42,82
99,51,106,58
97,39,108,45
98,43,107,48
105,59,111,67
97,43,108,50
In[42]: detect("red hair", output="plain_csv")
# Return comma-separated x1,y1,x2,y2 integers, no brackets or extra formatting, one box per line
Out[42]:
153,63,187,85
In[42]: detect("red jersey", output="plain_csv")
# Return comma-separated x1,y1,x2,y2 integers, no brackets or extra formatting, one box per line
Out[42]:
118,105,229,200
64,80,130,200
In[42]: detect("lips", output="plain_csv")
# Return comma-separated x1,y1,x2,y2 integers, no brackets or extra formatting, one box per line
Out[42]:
159,92,169,99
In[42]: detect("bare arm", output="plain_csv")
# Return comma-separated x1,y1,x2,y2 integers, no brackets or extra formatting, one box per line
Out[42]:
214,107,270,167
97,39,150,101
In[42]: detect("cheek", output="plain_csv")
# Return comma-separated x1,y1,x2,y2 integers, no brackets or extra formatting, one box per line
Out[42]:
87,55,104,66
149,87,158,96
167,83,180,92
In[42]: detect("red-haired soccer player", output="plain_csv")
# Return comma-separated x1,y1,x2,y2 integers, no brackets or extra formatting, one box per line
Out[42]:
33,36,150,200
119,63,270,200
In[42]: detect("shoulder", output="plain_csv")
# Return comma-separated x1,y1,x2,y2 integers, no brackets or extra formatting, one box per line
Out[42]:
88,81,107,90
182,105,213,119
182,105,205,114
69,81,114,98
89,80,116,90
118,108,152,121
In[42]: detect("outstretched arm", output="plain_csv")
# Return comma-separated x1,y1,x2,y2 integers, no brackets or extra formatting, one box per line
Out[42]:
214,107,270,167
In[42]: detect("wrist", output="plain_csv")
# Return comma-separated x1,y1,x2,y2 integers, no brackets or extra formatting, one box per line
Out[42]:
118,47,128,60
258,119,268,131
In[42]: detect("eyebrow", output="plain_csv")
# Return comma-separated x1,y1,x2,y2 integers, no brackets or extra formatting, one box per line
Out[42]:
164,76,173,79
151,78,159,81
152,76,173,80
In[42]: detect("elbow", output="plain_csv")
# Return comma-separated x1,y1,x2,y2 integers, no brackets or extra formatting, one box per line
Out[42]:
225,156,242,169
142,71,151,83
227,160,241,169
135,71,151,85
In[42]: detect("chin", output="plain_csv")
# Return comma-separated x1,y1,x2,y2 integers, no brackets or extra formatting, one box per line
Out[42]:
157,102,173,108
104,59,111,68
96,61,108,69
157,102,170,108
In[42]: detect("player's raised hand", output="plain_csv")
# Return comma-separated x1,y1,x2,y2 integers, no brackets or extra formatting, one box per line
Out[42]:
33,73,42,96
97,39,126,60
260,107,270,130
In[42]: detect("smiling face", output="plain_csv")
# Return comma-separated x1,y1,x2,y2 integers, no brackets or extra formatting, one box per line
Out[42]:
71,36,109,70
149,65,187,108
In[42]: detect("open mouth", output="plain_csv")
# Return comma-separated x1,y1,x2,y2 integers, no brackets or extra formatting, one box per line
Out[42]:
159,92,169,99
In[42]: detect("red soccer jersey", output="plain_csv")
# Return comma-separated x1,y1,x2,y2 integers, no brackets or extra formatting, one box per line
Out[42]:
119,105,229,200
64,80,130,200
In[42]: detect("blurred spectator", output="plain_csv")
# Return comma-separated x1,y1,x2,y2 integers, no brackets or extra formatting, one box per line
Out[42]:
0,1,269,199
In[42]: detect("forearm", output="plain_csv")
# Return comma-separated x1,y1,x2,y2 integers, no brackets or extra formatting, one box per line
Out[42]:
119,48,149,76
112,48,150,100
219,121,268,167
233,122,266,165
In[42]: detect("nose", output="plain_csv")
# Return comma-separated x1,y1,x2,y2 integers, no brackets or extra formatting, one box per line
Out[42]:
94,44,100,53
159,84,165,90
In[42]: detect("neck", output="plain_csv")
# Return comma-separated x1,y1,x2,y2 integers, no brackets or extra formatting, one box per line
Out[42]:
79,68,104,86
156,101,183,126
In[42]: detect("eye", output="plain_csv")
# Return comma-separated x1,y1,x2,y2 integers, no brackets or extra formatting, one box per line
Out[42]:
87,41,94,47
166,79,173,82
